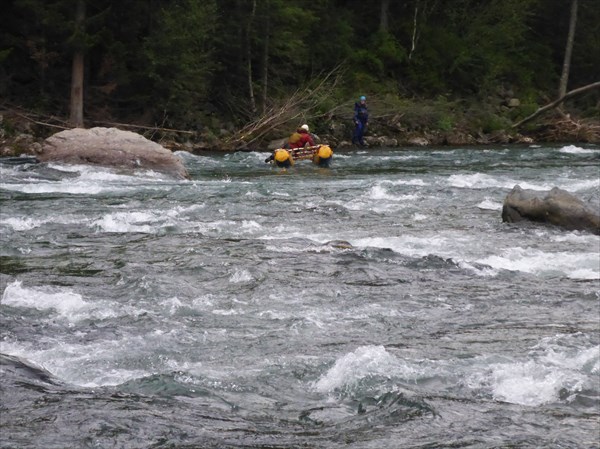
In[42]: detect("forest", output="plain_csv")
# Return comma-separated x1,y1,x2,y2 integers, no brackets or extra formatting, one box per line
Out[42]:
1,0,599,149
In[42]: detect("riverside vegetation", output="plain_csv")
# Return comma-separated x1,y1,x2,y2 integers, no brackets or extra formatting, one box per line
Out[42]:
1,0,599,154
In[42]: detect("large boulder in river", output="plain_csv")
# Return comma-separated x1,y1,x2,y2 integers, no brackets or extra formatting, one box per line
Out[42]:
38,127,189,179
502,185,600,234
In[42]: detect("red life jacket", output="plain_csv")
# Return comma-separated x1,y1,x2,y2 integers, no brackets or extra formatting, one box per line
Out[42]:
288,129,314,149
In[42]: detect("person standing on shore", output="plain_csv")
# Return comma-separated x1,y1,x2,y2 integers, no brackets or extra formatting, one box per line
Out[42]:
352,95,369,147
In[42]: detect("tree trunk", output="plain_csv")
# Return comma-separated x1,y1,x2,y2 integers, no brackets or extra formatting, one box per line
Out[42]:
261,0,270,114
559,0,578,100
246,0,257,114
408,0,419,61
69,0,85,128
379,0,389,32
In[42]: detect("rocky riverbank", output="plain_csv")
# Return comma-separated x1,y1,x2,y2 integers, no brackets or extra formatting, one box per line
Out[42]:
1,106,598,158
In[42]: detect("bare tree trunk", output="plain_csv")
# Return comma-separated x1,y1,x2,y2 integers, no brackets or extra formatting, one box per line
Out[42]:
246,0,257,114
379,0,389,32
559,0,578,101
69,0,85,128
261,0,270,114
408,0,419,61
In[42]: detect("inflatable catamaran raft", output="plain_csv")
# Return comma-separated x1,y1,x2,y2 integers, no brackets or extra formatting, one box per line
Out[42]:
266,145,334,168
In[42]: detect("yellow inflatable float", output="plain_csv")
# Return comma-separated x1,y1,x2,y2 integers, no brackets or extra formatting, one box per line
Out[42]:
266,145,334,168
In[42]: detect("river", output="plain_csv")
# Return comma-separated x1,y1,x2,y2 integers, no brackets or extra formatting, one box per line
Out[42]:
1,144,599,448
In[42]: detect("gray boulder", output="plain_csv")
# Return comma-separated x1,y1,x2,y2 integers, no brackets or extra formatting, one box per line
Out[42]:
502,185,600,234
38,127,189,179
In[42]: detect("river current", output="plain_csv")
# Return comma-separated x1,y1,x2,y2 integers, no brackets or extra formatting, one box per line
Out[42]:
1,144,599,448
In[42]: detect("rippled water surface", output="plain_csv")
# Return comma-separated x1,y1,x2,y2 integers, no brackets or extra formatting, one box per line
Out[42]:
1,144,599,448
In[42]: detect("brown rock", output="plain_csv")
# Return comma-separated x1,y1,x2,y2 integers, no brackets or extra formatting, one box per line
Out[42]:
502,185,600,234
408,137,430,147
39,127,189,179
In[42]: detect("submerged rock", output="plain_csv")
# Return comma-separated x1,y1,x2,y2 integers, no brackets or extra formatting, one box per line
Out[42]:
502,185,600,234
323,240,353,249
38,127,189,179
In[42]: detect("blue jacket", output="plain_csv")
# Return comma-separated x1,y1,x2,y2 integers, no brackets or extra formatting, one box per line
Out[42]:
354,102,368,124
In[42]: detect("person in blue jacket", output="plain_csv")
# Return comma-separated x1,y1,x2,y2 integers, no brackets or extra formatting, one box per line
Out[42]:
352,95,369,146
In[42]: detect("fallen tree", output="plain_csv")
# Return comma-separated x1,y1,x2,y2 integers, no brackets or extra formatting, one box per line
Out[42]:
223,67,344,150
512,81,600,129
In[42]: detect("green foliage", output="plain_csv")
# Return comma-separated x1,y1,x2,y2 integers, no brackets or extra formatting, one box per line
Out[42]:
509,102,538,122
396,98,454,131
437,115,454,132
370,31,406,76
350,49,384,77
1,0,597,133
143,0,217,127
347,31,406,85
0,48,12,63
475,111,512,134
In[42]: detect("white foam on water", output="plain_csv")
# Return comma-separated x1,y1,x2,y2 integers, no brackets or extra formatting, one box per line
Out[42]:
1,280,88,317
559,145,598,154
48,163,173,181
551,232,600,245
162,296,185,315
311,340,597,407
0,280,118,322
353,234,465,260
229,269,253,283
240,220,262,231
467,336,597,406
1,337,153,388
0,213,86,231
191,219,264,237
477,199,503,211
350,234,598,280
1,179,106,195
193,219,236,233
386,178,428,186
366,185,419,203
331,153,351,159
368,184,398,201
487,361,571,406
46,163,87,173
370,187,419,203
342,184,420,213
313,345,418,393
1,163,175,195
93,211,159,233
212,308,242,316
447,173,549,191
566,178,600,192
477,247,599,280
539,342,599,376
447,171,599,194
0,216,46,231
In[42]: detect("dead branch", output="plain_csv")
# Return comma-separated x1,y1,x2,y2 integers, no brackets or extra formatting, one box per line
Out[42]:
1,105,196,136
89,120,196,135
225,66,344,149
538,116,600,142
512,81,600,129
11,112,70,130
